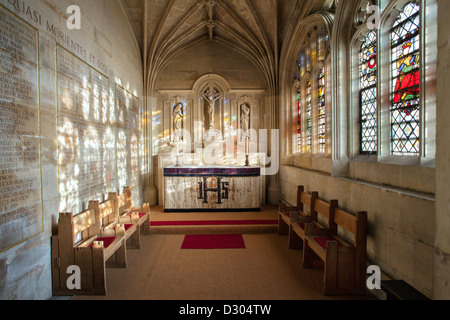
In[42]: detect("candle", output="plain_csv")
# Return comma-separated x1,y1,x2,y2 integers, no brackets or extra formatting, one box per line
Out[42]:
245,136,249,155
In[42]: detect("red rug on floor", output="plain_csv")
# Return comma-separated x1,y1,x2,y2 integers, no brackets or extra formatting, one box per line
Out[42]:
152,220,278,226
181,234,246,250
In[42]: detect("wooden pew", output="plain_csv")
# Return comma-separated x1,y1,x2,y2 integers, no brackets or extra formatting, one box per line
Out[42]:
303,206,368,296
278,186,318,238
90,198,140,250
120,186,150,235
51,208,127,296
288,196,334,251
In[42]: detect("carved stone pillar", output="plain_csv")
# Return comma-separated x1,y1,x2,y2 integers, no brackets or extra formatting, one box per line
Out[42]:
266,93,281,205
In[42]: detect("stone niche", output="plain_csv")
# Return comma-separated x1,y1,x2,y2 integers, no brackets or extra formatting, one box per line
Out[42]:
155,73,268,206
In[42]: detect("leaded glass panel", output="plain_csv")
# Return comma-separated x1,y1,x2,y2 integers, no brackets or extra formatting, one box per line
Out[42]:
391,2,420,156
360,30,378,154
318,69,326,153
297,88,302,153
306,79,312,153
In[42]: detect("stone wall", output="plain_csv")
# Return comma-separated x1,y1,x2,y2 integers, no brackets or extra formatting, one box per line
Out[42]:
280,164,435,297
155,41,267,90
433,0,450,300
0,0,143,300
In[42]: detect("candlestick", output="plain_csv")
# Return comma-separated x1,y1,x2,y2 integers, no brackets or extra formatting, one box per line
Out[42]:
175,137,181,167
245,136,249,155
245,136,250,166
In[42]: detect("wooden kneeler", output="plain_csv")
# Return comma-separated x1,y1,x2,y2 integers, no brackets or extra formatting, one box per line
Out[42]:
51,209,127,296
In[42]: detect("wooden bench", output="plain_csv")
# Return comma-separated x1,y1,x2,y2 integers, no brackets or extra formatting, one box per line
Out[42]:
381,280,430,300
89,198,140,250
51,208,127,296
119,186,150,235
278,186,318,239
289,197,337,251
303,206,368,296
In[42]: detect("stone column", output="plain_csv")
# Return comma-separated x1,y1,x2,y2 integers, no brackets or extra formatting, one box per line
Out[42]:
266,92,281,205
142,0,158,206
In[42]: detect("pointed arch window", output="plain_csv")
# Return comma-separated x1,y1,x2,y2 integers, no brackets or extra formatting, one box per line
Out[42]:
296,87,302,153
360,30,378,154
291,18,331,156
318,68,326,153
390,1,421,156
306,78,312,153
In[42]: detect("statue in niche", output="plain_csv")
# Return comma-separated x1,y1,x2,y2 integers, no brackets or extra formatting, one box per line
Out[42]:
202,85,222,129
240,103,251,134
172,102,184,142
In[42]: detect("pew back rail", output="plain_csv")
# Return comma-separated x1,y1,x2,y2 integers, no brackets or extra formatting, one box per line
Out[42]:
288,197,334,250
107,193,142,249
120,186,150,235
278,186,318,237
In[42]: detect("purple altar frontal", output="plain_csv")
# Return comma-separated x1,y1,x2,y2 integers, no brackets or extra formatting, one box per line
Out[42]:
164,165,261,177
163,166,261,212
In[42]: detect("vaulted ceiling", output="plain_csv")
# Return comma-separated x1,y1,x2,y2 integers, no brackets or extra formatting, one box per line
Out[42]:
120,0,336,90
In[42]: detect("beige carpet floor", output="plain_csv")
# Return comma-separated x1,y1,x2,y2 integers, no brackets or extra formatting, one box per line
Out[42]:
71,232,375,300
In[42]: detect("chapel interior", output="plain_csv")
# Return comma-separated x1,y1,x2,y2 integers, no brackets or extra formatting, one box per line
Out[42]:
0,0,449,301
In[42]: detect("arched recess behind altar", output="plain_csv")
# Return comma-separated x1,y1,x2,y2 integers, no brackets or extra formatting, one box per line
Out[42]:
155,73,267,206
192,73,231,144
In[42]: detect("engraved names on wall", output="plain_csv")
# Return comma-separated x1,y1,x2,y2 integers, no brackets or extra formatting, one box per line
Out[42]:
0,6,42,252
115,85,140,204
57,45,112,213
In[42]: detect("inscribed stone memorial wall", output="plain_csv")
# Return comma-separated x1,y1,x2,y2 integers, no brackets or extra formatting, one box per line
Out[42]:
57,45,113,214
0,4,142,233
0,7,42,252
115,85,140,204
57,47,141,214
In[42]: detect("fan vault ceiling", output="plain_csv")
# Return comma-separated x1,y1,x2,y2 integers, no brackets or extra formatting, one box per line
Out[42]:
120,0,336,91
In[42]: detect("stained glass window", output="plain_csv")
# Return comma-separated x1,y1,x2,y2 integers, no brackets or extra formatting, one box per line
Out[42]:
318,68,326,153
294,22,330,155
360,30,378,154
297,88,302,153
306,79,312,153
391,2,420,156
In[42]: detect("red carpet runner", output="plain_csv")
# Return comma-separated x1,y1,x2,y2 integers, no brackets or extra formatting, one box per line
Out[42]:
151,220,278,226
181,234,246,249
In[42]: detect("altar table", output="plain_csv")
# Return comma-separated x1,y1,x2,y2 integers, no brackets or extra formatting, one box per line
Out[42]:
163,165,261,212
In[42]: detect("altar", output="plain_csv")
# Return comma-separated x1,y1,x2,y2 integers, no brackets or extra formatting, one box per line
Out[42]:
163,165,261,212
